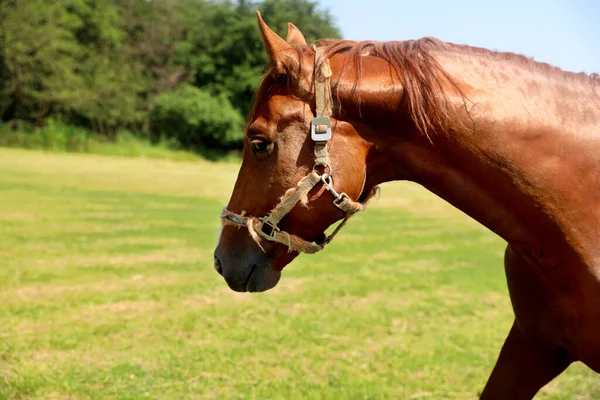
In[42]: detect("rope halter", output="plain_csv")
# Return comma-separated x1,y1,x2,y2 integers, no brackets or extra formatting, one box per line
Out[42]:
220,47,376,254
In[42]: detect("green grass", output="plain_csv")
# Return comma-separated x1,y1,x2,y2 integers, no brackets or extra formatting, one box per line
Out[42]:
0,148,598,399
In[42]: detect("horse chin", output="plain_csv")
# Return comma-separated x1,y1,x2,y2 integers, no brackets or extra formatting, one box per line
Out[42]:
245,265,281,292
245,247,300,292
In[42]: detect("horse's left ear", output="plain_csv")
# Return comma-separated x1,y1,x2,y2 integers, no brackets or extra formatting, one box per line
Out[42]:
287,22,307,46
256,11,299,72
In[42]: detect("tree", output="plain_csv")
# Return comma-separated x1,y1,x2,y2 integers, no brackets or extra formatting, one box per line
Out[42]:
0,0,86,123
73,0,148,135
180,0,340,119
151,83,244,150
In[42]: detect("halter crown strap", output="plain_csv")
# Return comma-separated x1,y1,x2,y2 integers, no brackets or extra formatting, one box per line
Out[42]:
314,47,333,118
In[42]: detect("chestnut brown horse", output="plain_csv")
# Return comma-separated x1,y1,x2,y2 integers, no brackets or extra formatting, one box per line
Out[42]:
214,12,600,399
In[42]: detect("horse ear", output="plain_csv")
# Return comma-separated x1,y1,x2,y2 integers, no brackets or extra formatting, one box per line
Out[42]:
286,22,307,46
256,11,298,71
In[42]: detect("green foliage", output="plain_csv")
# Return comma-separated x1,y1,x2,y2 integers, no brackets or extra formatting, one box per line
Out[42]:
151,84,244,149
0,120,90,152
0,0,86,121
0,0,341,153
182,1,266,115
77,56,148,136
0,121,201,160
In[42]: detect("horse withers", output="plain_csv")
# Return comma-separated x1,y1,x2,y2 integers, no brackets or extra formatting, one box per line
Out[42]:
214,12,600,399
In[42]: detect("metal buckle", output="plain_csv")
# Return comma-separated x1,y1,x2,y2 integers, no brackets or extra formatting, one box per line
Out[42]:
259,218,279,239
220,208,248,227
333,192,350,208
310,117,332,141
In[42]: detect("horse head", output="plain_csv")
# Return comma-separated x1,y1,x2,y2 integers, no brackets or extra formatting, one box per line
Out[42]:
213,13,378,292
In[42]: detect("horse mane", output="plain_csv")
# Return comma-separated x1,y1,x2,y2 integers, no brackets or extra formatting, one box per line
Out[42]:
317,37,458,137
315,37,599,137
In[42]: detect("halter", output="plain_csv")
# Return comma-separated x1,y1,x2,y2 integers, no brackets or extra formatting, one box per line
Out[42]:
220,47,375,254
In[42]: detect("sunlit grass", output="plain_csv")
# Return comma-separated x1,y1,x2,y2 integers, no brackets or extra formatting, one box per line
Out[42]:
0,148,598,399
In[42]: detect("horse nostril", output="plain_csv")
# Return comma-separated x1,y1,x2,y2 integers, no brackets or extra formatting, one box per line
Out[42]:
214,255,224,276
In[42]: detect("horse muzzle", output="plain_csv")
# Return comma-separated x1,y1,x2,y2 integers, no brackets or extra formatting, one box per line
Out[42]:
214,230,282,292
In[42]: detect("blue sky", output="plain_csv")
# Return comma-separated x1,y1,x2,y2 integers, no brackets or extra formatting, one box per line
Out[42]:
319,0,599,74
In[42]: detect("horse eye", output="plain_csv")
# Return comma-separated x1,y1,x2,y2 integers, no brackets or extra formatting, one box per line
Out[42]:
274,73,288,84
250,139,274,156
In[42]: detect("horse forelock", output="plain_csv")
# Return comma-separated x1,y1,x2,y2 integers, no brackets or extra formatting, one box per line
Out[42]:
245,45,310,132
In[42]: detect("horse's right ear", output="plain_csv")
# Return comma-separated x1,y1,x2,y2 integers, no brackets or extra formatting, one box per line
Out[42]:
286,22,307,46
256,11,298,72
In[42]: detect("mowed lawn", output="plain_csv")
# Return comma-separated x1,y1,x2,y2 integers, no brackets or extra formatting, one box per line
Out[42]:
0,148,598,400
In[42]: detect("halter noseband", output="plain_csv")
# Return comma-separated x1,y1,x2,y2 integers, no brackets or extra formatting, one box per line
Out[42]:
220,47,375,254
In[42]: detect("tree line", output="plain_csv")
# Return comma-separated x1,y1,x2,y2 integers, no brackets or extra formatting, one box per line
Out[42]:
0,0,339,153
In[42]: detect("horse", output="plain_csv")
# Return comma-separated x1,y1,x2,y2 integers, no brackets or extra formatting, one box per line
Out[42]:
214,12,600,399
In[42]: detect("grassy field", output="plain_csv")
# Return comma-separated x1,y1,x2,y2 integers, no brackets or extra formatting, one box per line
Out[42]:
0,148,598,399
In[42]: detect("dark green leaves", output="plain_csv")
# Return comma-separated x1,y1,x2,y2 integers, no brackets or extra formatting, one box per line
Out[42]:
0,0,340,151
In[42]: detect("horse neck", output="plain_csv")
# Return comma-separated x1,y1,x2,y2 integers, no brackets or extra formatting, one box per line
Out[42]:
332,47,600,256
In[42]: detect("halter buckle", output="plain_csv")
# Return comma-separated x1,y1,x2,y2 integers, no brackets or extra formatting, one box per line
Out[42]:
310,117,332,141
259,217,279,239
333,192,351,208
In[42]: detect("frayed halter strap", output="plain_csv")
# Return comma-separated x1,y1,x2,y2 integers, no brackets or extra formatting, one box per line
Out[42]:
220,47,376,254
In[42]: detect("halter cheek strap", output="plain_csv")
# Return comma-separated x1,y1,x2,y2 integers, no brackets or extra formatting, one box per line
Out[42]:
220,47,377,254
